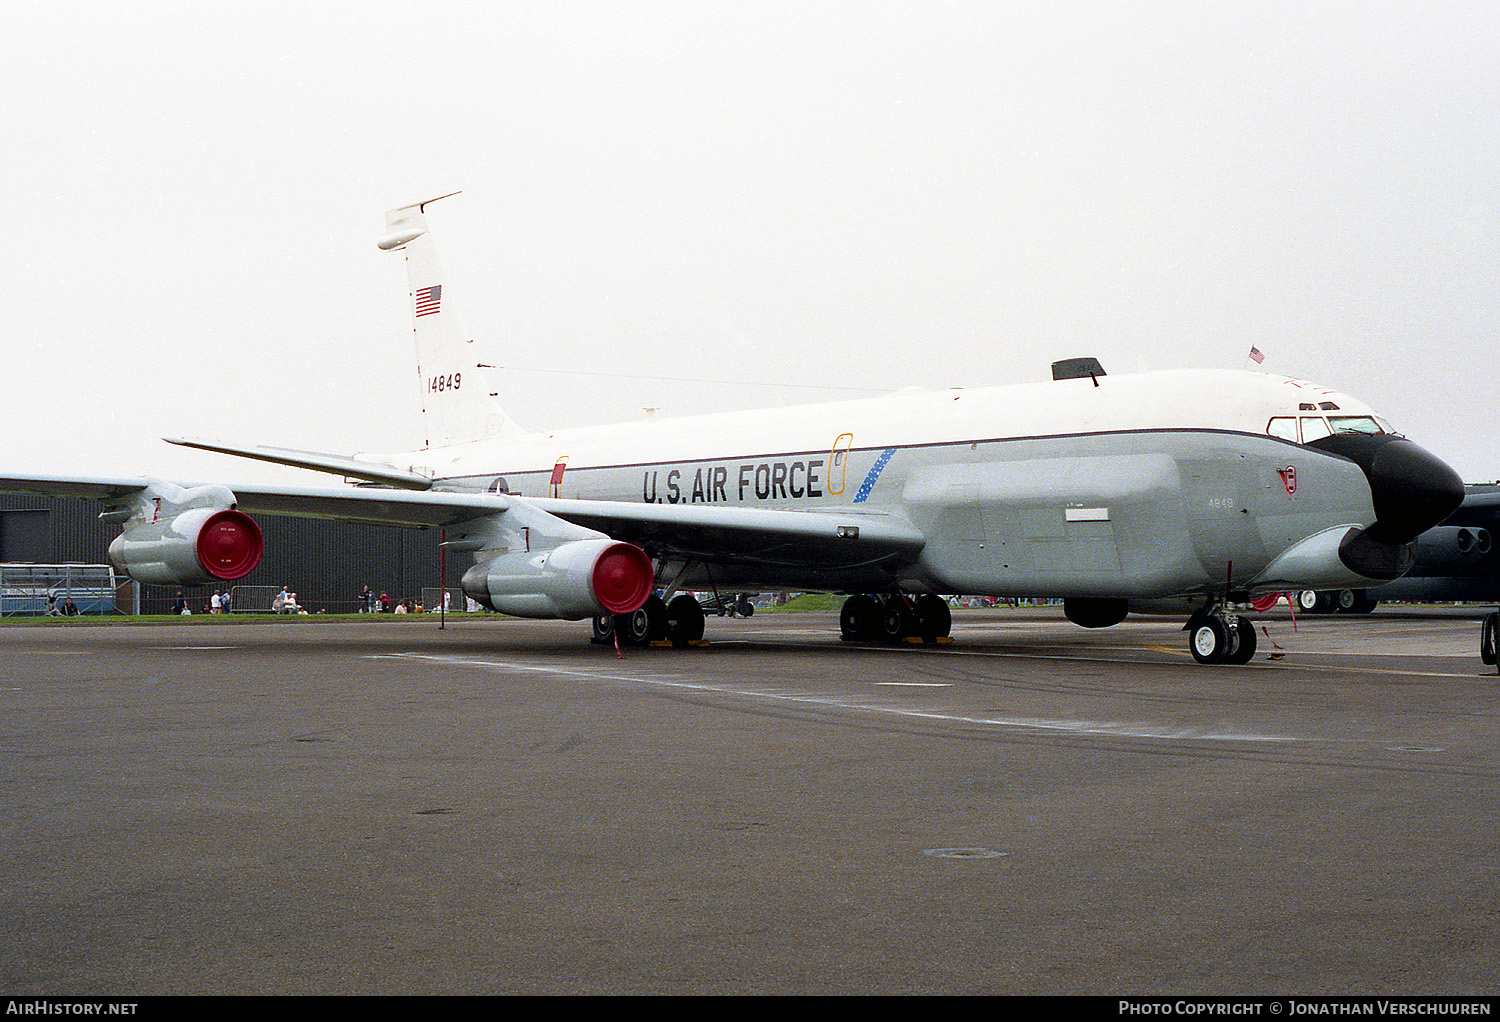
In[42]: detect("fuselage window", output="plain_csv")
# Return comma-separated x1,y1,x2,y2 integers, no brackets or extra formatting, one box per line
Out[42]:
1300,416,1332,442
1267,417,1299,442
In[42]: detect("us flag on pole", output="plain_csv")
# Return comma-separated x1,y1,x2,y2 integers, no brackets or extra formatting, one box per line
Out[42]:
414,285,442,317
1248,345,1265,364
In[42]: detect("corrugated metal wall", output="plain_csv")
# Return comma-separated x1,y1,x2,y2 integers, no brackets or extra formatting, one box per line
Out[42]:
0,495,445,613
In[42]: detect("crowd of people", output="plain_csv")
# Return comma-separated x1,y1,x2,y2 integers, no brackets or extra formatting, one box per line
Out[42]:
151,584,440,615
170,589,236,614
357,585,423,614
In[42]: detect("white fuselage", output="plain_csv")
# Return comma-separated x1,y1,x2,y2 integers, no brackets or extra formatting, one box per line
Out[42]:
408,369,1370,497
382,368,1389,599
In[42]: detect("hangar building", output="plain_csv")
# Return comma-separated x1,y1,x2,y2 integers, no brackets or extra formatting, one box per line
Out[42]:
0,494,443,614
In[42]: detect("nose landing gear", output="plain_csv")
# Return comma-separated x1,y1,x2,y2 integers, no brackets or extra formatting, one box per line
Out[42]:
1186,602,1258,665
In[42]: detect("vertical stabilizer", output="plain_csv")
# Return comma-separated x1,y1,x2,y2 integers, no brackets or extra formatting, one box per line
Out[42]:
378,193,525,447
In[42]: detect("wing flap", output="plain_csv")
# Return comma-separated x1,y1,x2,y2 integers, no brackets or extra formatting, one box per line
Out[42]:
525,495,926,569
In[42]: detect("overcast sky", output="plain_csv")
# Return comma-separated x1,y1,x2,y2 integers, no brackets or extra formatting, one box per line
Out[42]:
5,1,1496,484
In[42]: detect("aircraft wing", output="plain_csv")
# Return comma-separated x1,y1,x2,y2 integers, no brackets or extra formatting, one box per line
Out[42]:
0,474,154,501
0,474,488,528
164,437,436,490
523,495,926,569
225,485,928,569
0,474,925,570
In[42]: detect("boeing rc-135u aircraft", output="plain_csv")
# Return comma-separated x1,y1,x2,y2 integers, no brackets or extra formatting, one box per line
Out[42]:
1,196,1465,664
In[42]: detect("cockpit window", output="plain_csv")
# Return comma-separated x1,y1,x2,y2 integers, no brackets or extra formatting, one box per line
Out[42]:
1267,417,1299,442
1328,416,1382,435
1268,413,1392,444
1318,401,1340,411
1300,416,1332,442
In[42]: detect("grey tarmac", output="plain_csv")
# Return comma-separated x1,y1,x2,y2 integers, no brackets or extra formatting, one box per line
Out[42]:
1,608,1496,995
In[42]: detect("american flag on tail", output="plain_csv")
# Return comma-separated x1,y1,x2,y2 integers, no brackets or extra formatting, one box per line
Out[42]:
414,285,442,317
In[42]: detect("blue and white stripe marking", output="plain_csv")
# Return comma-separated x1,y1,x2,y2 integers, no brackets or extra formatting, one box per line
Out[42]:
852,447,897,503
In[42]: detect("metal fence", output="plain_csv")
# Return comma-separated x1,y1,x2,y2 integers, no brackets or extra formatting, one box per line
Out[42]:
230,585,288,614
420,588,466,613
0,563,125,616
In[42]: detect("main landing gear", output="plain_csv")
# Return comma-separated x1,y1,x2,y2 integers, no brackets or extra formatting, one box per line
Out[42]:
840,592,952,645
592,593,707,649
1184,601,1257,665
1295,589,1378,614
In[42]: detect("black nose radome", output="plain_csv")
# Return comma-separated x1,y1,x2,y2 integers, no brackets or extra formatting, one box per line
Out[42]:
1310,433,1465,543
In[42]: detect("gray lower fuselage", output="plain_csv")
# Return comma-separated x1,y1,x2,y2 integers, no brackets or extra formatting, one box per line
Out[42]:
439,428,1374,599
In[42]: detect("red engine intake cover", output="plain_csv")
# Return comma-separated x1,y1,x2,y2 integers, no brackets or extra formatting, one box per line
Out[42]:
196,510,264,581
591,542,653,614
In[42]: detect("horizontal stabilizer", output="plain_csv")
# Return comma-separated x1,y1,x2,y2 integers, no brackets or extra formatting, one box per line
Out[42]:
165,438,434,490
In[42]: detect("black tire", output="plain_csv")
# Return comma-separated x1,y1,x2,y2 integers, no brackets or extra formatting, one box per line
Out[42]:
1336,589,1357,613
1190,617,1230,664
1225,618,1258,664
913,594,952,639
666,594,705,647
1482,611,1498,667
617,595,666,647
590,613,615,645
880,602,914,644
737,601,754,617
840,594,881,642
1297,590,1334,614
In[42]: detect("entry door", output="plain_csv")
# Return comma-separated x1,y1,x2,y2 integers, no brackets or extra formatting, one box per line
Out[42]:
828,434,853,496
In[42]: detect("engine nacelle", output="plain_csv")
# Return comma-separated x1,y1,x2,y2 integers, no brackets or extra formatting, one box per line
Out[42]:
1063,597,1129,628
106,483,264,586
1414,526,1493,571
1249,525,1410,590
462,538,653,620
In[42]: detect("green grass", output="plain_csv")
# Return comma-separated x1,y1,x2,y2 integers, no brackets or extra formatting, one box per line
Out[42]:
0,612,453,627
759,593,845,613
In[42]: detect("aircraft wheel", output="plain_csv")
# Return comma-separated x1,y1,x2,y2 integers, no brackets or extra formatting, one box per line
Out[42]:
590,613,615,645
1295,590,1321,613
737,600,755,617
617,595,666,647
1481,611,1498,667
1225,618,1258,664
1349,591,1378,614
1190,617,1230,664
840,594,881,642
913,593,952,640
665,594,705,647
880,601,915,644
